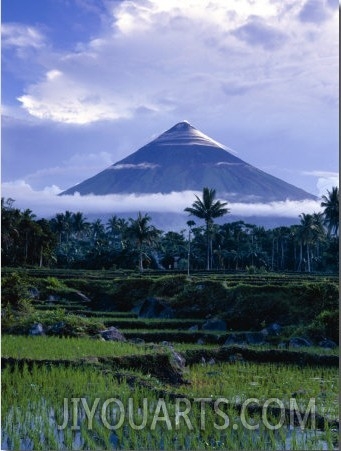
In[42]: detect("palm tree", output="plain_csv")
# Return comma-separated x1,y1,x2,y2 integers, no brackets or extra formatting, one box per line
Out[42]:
298,213,325,272
126,212,160,271
184,187,229,270
20,209,36,262
321,187,339,237
1,198,21,263
106,216,128,250
90,219,105,241
72,212,89,239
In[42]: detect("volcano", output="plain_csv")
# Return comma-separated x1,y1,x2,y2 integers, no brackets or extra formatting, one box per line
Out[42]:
60,121,315,202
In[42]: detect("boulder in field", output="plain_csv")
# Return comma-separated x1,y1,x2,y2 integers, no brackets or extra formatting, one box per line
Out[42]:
100,326,126,342
202,318,226,331
261,322,282,336
245,332,266,345
138,297,174,319
74,291,91,303
289,337,312,348
29,323,44,336
318,339,337,349
28,287,40,300
188,325,199,332
224,333,246,346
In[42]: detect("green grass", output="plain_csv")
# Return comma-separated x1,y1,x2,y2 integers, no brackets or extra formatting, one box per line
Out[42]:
2,335,338,362
1,335,153,360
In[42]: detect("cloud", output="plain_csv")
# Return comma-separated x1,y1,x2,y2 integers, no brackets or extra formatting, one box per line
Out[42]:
302,170,339,197
232,18,287,50
302,170,339,177
298,0,330,23
315,176,339,197
2,181,322,220
17,70,135,124
111,163,160,170
1,23,46,48
9,0,337,126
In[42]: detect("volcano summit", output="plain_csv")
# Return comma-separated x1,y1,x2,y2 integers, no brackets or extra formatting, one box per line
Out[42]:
61,121,315,202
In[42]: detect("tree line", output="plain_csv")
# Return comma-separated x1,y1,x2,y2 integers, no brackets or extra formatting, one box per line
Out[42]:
1,186,339,272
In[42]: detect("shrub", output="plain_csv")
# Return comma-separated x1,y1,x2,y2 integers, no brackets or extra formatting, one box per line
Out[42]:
152,275,187,297
1,272,33,313
228,285,291,330
305,309,339,342
4,308,105,337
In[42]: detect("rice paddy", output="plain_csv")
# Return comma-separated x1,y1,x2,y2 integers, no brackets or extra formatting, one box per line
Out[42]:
1,335,154,360
1,270,339,450
1,362,338,451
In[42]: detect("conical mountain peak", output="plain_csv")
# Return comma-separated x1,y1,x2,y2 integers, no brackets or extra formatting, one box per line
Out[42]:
152,121,224,149
60,122,316,202
173,120,191,128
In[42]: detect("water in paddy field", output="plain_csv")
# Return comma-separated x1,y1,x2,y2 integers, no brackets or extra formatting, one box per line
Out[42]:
1,400,338,450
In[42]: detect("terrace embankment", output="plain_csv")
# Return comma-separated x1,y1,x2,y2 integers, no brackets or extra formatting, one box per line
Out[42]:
2,343,338,379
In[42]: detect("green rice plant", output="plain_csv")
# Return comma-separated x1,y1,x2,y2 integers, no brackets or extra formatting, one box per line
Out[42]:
2,335,155,360
185,361,339,419
2,361,338,450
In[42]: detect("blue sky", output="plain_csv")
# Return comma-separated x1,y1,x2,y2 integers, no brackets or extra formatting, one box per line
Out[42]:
1,0,339,218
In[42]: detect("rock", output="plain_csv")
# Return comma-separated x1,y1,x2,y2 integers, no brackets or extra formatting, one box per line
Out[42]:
208,358,216,365
138,298,174,319
224,333,246,346
28,287,40,300
48,295,60,302
161,341,172,347
202,318,227,332
100,327,126,342
188,325,199,332
289,337,312,348
74,291,91,303
169,350,186,371
154,353,187,385
261,323,282,336
197,339,205,345
29,323,44,336
245,332,266,345
318,339,337,349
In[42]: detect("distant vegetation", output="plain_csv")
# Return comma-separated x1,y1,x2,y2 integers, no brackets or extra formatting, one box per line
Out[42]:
1,187,338,272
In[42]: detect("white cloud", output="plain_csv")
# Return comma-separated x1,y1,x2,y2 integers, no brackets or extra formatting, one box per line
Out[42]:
111,163,160,170
1,23,46,48
302,170,339,197
302,170,339,177
12,0,337,125
316,176,339,197
2,180,322,220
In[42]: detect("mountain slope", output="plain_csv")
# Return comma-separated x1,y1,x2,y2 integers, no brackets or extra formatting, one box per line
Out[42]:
60,121,316,202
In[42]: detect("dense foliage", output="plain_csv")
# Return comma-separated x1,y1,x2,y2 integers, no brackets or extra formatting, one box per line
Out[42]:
1,187,338,272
